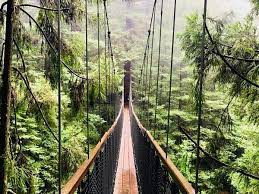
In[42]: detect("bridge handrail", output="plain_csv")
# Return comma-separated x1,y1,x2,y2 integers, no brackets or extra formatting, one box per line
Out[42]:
130,101,195,194
61,101,124,194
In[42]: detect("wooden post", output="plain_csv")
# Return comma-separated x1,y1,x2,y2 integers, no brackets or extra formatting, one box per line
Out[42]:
0,0,14,193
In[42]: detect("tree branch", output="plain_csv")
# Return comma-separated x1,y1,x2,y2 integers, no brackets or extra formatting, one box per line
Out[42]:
19,7,89,80
205,24,259,88
11,91,22,159
13,67,59,142
17,4,69,12
207,46,259,63
177,123,259,180
217,94,236,130
13,39,26,72
218,42,259,54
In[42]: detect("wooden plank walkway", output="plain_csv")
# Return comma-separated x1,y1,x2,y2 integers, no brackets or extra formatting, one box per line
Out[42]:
113,107,138,194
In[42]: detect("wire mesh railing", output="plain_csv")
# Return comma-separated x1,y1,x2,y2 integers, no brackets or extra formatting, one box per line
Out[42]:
61,101,123,194
129,103,195,194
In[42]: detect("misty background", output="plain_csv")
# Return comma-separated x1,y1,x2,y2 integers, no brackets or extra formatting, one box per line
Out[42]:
105,0,256,69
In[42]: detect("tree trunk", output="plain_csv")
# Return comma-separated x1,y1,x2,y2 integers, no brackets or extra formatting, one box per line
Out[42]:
0,0,14,193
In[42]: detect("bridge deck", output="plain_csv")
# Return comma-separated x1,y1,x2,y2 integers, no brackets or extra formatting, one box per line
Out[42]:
113,107,138,194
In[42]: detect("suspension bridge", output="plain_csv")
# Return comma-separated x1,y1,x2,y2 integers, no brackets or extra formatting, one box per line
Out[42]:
61,61,195,194
0,0,258,193
61,0,259,191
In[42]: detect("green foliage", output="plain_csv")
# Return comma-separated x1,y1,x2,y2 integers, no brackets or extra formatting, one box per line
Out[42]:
176,12,259,194
179,13,259,125
136,8,259,194
2,0,258,193
250,0,259,15
3,0,123,192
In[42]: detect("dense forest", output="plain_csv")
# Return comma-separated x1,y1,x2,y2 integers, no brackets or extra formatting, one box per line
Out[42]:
0,0,258,193
134,0,259,193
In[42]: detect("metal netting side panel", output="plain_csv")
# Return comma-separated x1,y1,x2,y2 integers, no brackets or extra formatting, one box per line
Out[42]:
130,107,181,194
84,157,101,194
130,112,149,193
111,111,123,192
78,108,123,194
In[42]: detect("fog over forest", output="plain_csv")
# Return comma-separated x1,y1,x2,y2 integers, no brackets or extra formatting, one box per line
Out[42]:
103,0,256,67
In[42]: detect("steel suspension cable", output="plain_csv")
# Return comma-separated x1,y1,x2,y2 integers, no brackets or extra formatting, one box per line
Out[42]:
138,0,157,120
97,0,101,114
141,42,150,114
103,0,114,73
102,2,110,187
139,52,146,88
107,38,111,123
109,37,116,120
154,0,164,139
103,0,116,119
106,35,114,120
178,63,182,111
195,0,207,193
147,4,156,130
166,0,177,158
85,0,90,159
103,3,111,188
140,51,147,119
102,0,111,123
138,0,157,86
104,3,108,122
144,43,150,99
57,0,62,192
